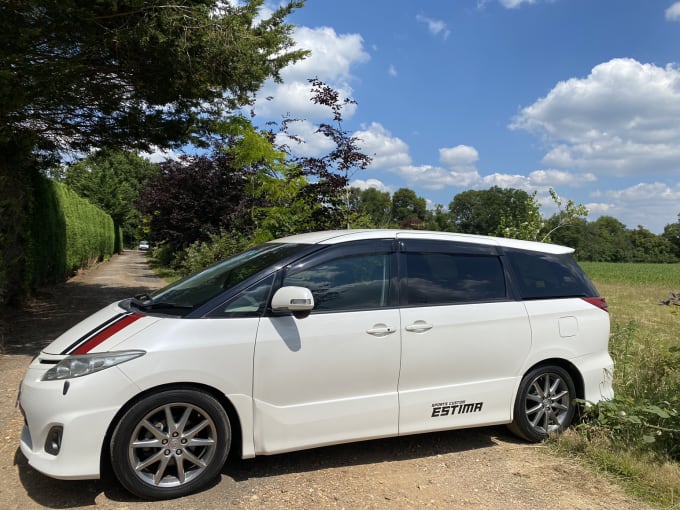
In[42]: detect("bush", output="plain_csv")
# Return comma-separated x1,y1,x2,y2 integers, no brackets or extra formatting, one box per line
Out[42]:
180,231,254,275
574,321,680,461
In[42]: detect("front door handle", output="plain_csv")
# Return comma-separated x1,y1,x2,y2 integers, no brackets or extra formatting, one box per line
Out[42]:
405,321,433,333
366,324,396,337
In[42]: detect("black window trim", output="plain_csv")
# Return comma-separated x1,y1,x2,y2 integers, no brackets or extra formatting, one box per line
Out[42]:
397,239,511,307
270,239,400,315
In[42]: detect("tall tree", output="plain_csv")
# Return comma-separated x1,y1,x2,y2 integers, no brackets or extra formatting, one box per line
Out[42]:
62,150,157,250
662,214,680,259
138,151,251,252
449,187,535,236
0,0,307,168
391,188,428,228
356,188,393,228
0,0,306,303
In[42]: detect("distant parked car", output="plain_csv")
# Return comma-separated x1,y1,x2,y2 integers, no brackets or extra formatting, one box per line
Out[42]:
18,229,613,500
138,240,149,251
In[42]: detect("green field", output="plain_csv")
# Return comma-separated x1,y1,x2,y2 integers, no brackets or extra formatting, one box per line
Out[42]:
555,262,680,508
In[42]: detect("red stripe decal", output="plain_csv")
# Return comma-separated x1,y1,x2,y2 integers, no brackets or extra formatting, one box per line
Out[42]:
72,314,142,354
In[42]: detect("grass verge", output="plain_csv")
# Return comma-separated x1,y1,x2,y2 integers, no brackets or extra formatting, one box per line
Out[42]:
551,262,680,508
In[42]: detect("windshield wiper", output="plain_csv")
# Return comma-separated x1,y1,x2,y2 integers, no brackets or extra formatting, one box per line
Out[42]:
128,297,192,312
144,301,194,311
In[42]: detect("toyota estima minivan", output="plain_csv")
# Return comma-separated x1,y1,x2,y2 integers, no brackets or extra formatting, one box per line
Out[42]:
19,230,614,499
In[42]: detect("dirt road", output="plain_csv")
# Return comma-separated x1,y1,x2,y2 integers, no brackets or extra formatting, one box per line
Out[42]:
0,251,650,509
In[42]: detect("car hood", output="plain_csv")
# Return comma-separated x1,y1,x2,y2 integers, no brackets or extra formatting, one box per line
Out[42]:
42,302,161,355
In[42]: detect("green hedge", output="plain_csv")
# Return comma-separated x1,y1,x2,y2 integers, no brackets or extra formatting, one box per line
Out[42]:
25,173,116,291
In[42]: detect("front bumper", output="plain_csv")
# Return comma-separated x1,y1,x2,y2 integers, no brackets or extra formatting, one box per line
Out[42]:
19,355,141,480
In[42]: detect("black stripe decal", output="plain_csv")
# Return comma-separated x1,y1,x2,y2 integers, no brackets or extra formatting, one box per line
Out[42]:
60,313,131,355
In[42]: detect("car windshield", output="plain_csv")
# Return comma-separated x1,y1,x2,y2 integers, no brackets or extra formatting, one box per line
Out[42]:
141,242,310,311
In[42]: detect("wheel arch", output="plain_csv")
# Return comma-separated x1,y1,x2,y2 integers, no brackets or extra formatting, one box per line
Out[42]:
521,358,585,401
99,382,244,477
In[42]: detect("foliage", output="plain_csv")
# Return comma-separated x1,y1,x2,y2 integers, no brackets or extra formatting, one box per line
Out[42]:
448,186,537,236
138,150,253,252
391,188,428,228
550,263,680,507
0,0,307,164
61,150,157,250
497,191,543,241
568,217,679,263
180,231,255,275
662,214,680,259
352,187,393,228
286,78,372,230
540,188,589,242
0,0,306,305
576,321,680,461
29,176,115,288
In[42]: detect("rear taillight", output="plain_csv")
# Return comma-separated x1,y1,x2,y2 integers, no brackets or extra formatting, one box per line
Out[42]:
583,296,608,312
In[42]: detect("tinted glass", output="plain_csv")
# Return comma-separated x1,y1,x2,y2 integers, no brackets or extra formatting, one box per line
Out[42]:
150,243,309,309
283,252,391,312
404,252,506,305
505,250,599,299
207,275,274,318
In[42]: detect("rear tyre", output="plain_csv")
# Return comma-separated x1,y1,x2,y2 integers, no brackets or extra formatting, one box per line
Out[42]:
110,389,230,500
508,365,576,442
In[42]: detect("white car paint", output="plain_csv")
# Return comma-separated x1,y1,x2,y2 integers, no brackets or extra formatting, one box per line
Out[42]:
18,229,614,488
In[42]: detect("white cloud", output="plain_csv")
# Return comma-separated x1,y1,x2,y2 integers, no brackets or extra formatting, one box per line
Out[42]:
511,58,680,176
666,2,680,21
591,182,680,231
354,123,412,169
528,169,596,186
350,178,392,193
416,14,451,39
139,146,180,163
253,26,369,120
398,165,481,190
388,64,398,77
275,119,335,157
439,145,479,167
499,0,538,8
283,26,370,83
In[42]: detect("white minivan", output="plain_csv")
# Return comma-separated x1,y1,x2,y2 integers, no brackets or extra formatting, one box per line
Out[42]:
19,230,614,499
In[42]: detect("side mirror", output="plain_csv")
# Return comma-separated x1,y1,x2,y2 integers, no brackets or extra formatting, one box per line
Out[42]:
271,286,315,318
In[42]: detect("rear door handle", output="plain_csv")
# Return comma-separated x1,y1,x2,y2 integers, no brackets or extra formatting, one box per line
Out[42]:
405,321,433,333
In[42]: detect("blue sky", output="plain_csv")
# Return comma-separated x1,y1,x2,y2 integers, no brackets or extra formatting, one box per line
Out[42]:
245,0,680,233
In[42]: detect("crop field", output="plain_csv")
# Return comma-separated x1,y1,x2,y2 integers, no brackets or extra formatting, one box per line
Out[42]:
555,262,680,508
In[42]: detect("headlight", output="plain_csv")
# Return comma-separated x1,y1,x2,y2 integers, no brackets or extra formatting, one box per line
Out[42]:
42,351,145,381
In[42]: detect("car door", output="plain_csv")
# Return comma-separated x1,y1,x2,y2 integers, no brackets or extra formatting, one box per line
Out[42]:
397,239,532,435
252,240,401,454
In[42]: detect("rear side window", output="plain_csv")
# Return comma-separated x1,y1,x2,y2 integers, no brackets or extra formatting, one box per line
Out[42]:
404,252,506,305
505,250,598,299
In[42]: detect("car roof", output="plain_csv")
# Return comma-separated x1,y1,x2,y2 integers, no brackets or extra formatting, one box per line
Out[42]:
272,229,574,254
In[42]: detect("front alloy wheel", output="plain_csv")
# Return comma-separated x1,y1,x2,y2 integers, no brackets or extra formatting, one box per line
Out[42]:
508,365,576,442
111,389,230,499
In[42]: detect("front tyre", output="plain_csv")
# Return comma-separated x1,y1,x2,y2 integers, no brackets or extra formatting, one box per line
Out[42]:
508,365,576,442
110,389,231,500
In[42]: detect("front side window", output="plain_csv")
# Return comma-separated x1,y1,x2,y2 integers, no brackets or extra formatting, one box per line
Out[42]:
404,252,506,306
144,243,310,313
283,251,392,312
207,275,274,318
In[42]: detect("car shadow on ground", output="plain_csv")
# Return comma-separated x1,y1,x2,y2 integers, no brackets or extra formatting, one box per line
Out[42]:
13,425,521,507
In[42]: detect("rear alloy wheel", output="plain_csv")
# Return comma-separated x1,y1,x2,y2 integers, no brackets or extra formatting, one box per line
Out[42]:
508,365,576,442
111,389,230,500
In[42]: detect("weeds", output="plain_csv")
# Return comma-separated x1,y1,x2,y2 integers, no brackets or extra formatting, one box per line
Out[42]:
551,263,680,506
